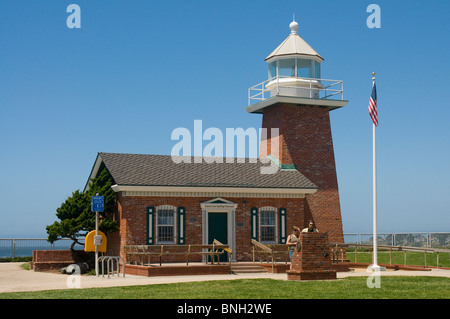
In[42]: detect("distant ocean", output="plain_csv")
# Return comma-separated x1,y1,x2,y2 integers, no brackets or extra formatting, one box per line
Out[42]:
0,239,84,258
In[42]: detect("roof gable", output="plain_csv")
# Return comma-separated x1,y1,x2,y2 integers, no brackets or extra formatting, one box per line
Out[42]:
202,197,236,205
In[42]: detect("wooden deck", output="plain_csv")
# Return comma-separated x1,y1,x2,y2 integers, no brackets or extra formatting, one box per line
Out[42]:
124,261,293,277
125,262,231,277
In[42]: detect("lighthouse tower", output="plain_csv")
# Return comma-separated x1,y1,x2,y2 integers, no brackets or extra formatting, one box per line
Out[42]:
246,19,348,243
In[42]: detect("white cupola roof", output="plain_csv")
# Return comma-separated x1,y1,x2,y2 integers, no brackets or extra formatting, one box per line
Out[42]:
265,19,324,63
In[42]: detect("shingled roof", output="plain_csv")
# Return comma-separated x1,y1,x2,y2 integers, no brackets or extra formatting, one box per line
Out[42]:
86,152,317,191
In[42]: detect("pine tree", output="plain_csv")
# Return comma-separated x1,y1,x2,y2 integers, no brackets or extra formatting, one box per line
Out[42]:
46,169,119,250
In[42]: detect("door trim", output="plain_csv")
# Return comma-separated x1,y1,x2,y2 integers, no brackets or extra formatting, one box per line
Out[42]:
201,198,237,262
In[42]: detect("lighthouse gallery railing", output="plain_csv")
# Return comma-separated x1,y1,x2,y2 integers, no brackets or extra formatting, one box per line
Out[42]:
248,75,344,106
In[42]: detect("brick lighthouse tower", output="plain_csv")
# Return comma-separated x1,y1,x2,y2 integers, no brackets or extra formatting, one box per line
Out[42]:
246,19,348,243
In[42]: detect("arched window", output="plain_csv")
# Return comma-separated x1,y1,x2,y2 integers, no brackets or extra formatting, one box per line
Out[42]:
250,207,286,244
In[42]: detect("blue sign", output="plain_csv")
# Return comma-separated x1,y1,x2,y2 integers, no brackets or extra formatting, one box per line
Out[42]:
91,196,104,212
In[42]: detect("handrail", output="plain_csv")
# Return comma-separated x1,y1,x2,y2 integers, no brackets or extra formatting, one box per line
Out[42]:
213,239,233,269
213,239,232,254
248,75,344,106
251,239,275,273
124,241,231,266
330,242,450,253
330,243,450,269
343,232,450,248
251,239,272,253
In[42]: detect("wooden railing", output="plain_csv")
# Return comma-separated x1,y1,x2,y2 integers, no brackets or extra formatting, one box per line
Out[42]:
124,240,232,267
251,239,290,273
213,239,233,268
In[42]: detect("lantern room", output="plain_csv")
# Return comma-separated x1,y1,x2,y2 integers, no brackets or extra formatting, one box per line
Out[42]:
247,19,347,113
265,19,324,99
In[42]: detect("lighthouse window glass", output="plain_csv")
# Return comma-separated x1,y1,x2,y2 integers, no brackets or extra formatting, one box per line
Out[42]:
269,62,277,78
314,61,321,79
279,59,295,77
297,59,312,78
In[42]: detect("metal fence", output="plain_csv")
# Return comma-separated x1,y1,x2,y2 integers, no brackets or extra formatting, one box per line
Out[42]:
1,233,449,258
344,232,450,249
0,238,84,258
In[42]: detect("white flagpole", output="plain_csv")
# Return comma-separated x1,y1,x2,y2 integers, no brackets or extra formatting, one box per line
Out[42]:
372,106,378,268
369,73,385,272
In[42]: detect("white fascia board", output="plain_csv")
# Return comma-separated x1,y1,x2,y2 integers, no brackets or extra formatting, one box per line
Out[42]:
110,184,317,195
246,95,348,114
83,154,103,193
266,54,324,64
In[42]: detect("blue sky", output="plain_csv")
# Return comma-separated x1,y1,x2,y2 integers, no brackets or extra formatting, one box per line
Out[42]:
0,0,449,238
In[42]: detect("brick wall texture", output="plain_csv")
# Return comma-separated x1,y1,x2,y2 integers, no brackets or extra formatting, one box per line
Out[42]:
261,103,344,244
108,195,307,262
287,232,337,280
31,250,90,271
107,102,344,263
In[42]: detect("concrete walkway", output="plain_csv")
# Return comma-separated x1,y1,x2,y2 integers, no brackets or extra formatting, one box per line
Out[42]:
1,262,449,293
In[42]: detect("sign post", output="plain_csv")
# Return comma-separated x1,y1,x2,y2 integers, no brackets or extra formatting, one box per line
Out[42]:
91,194,104,277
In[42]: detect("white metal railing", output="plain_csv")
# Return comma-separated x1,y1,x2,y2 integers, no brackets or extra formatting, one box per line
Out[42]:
331,242,450,269
0,238,84,258
248,75,344,106
343,232,450,249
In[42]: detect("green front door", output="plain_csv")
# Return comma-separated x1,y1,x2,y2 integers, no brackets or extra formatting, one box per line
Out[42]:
208,212,228,262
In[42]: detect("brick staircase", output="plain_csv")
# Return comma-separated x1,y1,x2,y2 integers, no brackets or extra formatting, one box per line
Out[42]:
230,262,267,274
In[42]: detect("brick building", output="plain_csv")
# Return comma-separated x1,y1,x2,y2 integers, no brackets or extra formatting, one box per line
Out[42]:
84,19,348,262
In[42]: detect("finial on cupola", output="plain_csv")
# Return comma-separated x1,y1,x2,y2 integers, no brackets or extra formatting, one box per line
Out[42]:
289,16,299,35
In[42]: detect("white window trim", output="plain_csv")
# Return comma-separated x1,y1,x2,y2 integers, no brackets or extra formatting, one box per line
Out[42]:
258,206,278,244
156,205,177,244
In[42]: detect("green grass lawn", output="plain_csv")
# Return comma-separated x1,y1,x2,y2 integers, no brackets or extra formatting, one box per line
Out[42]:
1,276,449,299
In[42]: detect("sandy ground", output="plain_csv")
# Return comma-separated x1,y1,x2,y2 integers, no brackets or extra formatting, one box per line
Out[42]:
0,262,449,293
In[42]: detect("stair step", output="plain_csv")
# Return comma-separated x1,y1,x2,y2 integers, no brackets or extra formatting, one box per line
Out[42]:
232,270,267,274
230,263,268,273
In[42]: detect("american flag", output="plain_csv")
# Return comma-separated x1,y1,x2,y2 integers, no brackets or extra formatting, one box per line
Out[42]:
368,82,378,126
